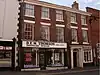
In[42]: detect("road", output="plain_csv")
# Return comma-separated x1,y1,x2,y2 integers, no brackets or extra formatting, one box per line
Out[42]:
50,69,99,75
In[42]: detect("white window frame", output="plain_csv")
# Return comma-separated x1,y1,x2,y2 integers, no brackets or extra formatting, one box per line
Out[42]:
71,28,78,44
56,10,64,21
56,27,64,43
41,7,50,19
81,15,87,25
70,13,77,24
83,50,93,63
82,30,88,44
25,3,34,18
40,26,50,41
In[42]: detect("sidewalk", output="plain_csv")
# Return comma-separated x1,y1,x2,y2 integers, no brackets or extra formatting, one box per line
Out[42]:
36,66,99,74
0,66,99,75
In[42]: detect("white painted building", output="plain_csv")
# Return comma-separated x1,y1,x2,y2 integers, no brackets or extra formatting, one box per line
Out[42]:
0,0,19,40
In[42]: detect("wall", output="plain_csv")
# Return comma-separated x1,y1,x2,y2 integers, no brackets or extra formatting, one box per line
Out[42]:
0,0,18,40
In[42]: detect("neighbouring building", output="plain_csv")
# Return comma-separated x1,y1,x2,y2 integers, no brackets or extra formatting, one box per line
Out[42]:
0,0,18,70
86,7,100,66
17,0,93,71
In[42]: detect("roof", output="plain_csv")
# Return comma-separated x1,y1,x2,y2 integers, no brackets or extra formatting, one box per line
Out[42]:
23,0,91,16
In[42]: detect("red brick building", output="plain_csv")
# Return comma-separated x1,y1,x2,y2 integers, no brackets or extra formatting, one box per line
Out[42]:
86,7,100,65
17,0,93,71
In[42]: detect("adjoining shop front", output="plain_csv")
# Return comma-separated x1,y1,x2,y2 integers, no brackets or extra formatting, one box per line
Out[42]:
70,45,93,69
20,40,68,71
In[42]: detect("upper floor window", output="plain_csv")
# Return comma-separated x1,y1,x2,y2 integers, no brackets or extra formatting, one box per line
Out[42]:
41,7,49,19
82,30,88,42
56,10,63,21
71,28,78,42
40,26,50,41
24,23,33,40
56,27,64,42
71,13,77,23
81,15,87,25
25,4,34,17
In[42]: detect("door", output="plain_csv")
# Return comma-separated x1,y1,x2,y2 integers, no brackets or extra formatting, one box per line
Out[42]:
73,52,77,67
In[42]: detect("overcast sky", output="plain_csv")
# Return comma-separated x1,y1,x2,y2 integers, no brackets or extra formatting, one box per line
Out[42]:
40,0,100,11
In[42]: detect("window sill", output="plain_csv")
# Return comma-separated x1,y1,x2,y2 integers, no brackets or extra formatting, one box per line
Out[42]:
72,42,79,44
83,42,89,44
41,17,50,20
56,19,64,22
82,24,87,26
71,22,77,24
25,15,35,18
83,61,93,63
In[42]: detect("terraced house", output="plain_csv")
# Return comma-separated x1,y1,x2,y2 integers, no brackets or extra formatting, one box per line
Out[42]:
16,0,93,71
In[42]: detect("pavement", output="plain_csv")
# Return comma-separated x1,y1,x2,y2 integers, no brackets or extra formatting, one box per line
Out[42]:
0,66,99,75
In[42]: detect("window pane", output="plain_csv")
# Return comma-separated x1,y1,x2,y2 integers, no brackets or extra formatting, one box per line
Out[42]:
24,23,33,40
40,26,49,40
71,13,76,22
72,29,77,42
81,15,86,24
56,27,64,42
42,7,49,18
25,4,34,16
82,30,88,42
56,10,63,20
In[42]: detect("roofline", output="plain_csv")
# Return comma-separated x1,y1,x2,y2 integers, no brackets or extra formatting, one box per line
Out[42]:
23,0,91,16
86,7,100,11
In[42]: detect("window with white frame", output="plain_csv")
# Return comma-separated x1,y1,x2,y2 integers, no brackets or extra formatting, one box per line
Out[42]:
56,27,64,42
24,23,33,40
71,13,77,23
82,30,88,42
56,10,63,21
41,7,49,19
84,50,92,62
25,3,34,16
81,15,86,25
71,28,78,42
40,26,50,41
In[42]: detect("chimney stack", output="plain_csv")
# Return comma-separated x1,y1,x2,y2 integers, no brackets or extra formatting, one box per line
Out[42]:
72,1,79,10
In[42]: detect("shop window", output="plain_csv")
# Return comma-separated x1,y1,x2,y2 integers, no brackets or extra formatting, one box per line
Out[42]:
24,49,38,68
56,10,63,21
46,49,64,66
24,23,33,40
56,27,64,42
84,50,92,62
82,30,88,42
71,28,78,42
25,3,34,17
41,7,49,19
0,46,12,67
40,26,50,41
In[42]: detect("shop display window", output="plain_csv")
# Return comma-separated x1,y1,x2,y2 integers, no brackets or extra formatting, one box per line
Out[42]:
24,48,39,68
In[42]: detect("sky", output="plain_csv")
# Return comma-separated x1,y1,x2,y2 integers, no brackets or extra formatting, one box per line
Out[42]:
40,0,100,11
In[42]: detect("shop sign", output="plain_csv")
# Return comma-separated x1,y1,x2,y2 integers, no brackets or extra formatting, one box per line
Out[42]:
22,41,39,47
0,46,12,50
22,41,67,48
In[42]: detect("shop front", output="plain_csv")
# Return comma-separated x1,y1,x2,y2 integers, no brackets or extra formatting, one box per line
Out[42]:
0,40,14,70
83,46,93,66
21,40,67,71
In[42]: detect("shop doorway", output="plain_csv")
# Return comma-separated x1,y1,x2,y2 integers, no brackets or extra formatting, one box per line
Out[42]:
73,52,77,67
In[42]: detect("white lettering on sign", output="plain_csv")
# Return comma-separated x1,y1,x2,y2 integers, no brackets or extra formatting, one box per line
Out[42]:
0,46,12,50
22,41,67,48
